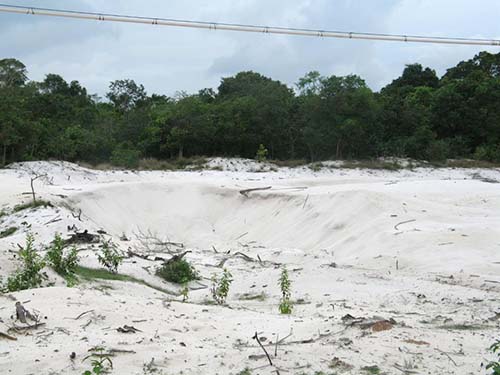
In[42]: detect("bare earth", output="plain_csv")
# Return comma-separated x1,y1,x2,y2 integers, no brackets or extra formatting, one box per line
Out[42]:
0,159,499,374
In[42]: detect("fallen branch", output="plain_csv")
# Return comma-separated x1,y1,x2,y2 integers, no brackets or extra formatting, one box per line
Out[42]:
44,217,62,225
9,322,46,332
0,331,17,341
253,332,274,366
127,250,168,262
394,219,416,231
239,186,272,197
435,348,458,366
302,194,309,209
74,310,94,320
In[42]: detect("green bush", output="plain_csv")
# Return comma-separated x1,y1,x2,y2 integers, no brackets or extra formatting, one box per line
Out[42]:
278,267,293,314
211,268,233,305
97,241,123,274
46,233,79,282
110,143,140,168
156,258,198,284
256,144,268,162
4,234,46,292
487,340,500,375
474,145,500,163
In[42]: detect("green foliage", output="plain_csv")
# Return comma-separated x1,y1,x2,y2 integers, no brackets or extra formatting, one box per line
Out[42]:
82,347,113,375
45,233,79,284
156,258,198,284
2,53,500,166
110,143,140,168
487,341,500,375
97,241,123,274
0,226,17,238
211,268,233,305
256,144,268,162
181,283,189,302
361,365,381,374
13,200,52,212
4,233,46,292
278,267,293,314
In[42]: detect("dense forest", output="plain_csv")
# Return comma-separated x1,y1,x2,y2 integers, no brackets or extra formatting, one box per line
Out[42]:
1,51,499,168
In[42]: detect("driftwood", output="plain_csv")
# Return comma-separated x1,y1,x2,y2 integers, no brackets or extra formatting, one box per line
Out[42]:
16,302,35,323
239,186,272,197
127,250,168,263
117,325,142,334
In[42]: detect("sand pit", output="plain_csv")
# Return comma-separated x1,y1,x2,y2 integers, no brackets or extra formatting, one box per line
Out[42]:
0,160,499,374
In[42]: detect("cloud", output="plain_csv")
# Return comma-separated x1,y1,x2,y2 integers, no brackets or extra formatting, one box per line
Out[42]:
0,0,499,96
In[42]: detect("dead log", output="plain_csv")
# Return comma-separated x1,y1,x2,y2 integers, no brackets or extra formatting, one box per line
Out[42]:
239,186,272,197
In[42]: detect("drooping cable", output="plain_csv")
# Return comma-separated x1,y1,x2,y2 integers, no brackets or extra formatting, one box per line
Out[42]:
0,3,499,46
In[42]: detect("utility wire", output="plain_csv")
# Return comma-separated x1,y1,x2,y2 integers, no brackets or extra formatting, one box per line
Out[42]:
0,3,499,46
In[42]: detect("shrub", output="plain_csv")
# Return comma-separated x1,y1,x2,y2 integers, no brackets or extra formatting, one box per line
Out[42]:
278,267,293,314
156,257,198,284
4,234,46,292
256,144,268,162
83,347,113,375
426,140,449,162
211,268,233,305
110,143,140,169
181,283,189,302
97,241,123,274
487,341,500,375
46,233,79,283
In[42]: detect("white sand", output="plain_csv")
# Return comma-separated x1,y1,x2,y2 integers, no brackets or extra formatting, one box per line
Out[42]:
0,160,499,374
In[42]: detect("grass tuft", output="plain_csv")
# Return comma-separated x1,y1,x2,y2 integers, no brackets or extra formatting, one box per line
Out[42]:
0,226,18,238
75,266,177,295
13,200,53,213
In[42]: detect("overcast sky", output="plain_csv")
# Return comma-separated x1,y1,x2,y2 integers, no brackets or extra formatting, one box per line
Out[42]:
1,0,499,97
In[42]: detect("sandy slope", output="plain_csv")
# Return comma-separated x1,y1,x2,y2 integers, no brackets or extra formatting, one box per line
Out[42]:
0,160,499,375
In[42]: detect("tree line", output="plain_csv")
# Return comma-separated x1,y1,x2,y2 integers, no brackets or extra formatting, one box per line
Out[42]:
1,51,500,168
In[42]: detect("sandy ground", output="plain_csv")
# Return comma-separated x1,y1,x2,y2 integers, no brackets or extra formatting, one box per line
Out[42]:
0,159,499,375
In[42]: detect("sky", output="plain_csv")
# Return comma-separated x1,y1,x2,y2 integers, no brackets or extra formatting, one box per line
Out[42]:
1,0,500,97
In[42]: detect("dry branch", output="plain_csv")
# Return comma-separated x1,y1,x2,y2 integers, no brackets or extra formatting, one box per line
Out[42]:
239,186,272,197
394,219,416,231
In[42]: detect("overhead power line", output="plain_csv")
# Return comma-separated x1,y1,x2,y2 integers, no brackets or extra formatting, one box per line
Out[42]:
1,3,499,47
